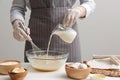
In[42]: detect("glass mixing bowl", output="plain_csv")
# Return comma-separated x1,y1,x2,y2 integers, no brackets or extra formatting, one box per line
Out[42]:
26,50,69,71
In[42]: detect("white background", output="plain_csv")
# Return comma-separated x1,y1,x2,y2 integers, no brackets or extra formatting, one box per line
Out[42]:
0,0,120,62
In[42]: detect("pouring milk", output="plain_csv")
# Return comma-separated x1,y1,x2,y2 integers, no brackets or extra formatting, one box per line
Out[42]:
46,24,77,56
52,24,77,43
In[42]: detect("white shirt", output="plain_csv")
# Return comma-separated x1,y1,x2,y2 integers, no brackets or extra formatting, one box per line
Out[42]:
10,0,96,23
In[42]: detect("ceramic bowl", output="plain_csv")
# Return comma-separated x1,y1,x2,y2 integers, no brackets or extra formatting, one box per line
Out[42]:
8,68,28,80
26,49,69,71
0,60,21,75
65,61,91,80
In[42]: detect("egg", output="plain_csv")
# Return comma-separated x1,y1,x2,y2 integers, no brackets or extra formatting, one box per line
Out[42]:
70,63,81,69
70,63,88,69
78,63,88,69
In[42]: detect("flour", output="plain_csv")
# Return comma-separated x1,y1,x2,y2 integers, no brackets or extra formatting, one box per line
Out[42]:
12,67,25,73
0,62,18,65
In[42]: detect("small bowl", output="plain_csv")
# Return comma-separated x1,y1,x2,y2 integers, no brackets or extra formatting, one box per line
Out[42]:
8,68,28,80
65,61,91,80
90,74,106,80
0,60,21,75
26,49,69,71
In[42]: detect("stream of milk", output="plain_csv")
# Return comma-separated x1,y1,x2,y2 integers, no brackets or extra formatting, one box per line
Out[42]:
46,34,53,56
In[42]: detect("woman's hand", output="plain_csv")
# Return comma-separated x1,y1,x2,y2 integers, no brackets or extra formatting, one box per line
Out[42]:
62,6,86,27
12,19,31,41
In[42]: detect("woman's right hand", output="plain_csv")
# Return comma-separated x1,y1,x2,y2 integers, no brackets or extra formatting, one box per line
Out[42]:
12,19,31,41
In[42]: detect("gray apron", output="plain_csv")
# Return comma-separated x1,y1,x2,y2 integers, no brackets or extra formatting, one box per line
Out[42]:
24,0,81,62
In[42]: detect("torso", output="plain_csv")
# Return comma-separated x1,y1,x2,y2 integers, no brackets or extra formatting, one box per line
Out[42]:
24,0,81,62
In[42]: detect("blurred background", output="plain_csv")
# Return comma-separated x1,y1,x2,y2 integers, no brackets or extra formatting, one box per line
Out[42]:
0,0,120,62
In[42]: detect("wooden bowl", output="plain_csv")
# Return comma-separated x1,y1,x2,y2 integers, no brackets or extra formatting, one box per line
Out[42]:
65,61,91,80
8,68,28,80
0,60,21,75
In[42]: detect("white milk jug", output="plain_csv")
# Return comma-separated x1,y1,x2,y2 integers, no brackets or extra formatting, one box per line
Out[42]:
52,24,77,43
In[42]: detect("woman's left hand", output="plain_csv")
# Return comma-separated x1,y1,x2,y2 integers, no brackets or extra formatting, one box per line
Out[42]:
62,7,81,27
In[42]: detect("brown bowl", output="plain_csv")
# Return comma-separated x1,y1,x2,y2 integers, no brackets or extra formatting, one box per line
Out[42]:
0,60,21,75
65,61,91,80
8,68,28,80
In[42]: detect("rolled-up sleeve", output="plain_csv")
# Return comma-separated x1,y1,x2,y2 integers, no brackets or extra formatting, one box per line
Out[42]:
80,0,96,17
10,0,27,23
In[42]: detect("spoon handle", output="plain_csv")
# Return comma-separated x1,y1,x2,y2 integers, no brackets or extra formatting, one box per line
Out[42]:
18,22,40,51
18,22,27,33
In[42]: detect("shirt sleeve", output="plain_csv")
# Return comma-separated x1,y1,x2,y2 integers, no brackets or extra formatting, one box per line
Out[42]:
80,0,96,18
10,0,27,23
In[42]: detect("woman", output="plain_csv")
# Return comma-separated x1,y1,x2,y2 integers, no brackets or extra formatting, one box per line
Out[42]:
10,0,96,62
